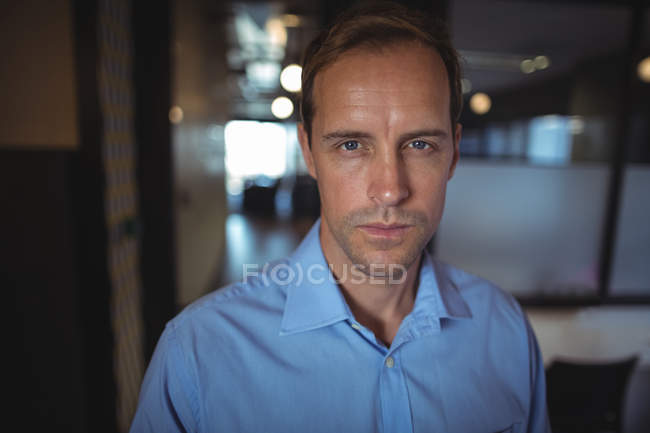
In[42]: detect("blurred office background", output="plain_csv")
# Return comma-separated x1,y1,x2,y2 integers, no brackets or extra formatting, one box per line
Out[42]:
2,0,649,432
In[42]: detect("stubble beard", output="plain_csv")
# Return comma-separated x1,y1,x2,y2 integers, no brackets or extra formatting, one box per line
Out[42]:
326,206,432,282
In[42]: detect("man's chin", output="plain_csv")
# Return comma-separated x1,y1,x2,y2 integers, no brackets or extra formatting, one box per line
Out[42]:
353,249,420,275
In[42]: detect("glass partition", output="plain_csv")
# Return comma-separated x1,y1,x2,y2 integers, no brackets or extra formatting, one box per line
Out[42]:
435,0,638,299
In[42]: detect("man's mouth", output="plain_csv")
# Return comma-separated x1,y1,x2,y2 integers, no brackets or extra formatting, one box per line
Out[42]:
357,223,412,237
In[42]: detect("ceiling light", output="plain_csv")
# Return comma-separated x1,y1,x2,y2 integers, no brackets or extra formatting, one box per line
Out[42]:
282,14,301,27
469,93,491,115
533,55,550,70
169,106,183,124
638,56,650,83
265,17,287,47
520,59,535,74
280,64,302,92
271,96,293,119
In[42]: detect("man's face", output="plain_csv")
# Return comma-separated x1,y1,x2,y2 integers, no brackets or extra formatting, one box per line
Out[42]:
298,42,461,275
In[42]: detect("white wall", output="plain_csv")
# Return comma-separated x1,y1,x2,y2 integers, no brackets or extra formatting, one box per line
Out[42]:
526,306,650,366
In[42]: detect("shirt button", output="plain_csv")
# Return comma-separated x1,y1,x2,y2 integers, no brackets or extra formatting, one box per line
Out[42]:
351,323,361,330
385,356,395,368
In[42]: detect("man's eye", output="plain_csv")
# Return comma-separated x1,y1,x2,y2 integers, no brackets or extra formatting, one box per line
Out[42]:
341,140,360,151
408,140,431,150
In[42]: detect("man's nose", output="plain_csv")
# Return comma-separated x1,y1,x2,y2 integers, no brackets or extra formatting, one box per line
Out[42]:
366,152,410,207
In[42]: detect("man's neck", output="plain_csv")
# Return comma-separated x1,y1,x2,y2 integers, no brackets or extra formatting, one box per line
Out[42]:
331,254,423,348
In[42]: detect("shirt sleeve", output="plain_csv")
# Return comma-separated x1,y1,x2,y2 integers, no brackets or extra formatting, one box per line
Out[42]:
524,317,551,433
130,323,200,433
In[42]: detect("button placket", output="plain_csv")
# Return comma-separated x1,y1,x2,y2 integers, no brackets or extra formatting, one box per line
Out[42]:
379,350,413,433
348,321,390,354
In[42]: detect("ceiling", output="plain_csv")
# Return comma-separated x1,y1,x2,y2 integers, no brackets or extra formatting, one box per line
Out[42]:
203,0,648,120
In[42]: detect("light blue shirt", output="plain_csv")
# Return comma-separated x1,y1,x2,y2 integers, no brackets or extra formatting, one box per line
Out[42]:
131,219,550,433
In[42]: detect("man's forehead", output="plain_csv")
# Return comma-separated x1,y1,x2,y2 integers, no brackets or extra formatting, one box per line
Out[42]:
336,88,439,107
312,44,449,109
310,45,451,131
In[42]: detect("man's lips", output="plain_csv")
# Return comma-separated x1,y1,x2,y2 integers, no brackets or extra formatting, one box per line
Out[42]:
357,223,412,237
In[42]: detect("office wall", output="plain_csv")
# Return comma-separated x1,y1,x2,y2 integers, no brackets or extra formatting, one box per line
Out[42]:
0,0,78,149
3,151,86,431
2,1,86,429
172,0,229,306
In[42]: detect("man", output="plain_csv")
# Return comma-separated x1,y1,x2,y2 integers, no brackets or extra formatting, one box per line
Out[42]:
131,3,550,432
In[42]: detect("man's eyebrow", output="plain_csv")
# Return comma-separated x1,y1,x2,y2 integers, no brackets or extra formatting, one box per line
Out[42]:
321,129,448,143
321,130,373,142
397,129,448,143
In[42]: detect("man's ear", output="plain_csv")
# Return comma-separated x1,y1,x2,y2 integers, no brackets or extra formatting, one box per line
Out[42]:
298,123,318,180
448,123,462,180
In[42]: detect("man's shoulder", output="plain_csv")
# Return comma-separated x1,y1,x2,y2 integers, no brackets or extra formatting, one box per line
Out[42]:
167,261,289,338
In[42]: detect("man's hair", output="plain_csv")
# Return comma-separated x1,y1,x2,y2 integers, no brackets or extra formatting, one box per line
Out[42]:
299,1,463,144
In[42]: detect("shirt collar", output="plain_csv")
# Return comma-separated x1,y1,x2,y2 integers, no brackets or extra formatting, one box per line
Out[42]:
279,219,353,336
411,251,473,321
279,218,472,336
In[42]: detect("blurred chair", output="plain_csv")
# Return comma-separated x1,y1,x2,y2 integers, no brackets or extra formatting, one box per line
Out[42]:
545,356,638,433
291,174,320,219
242,176,279,216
